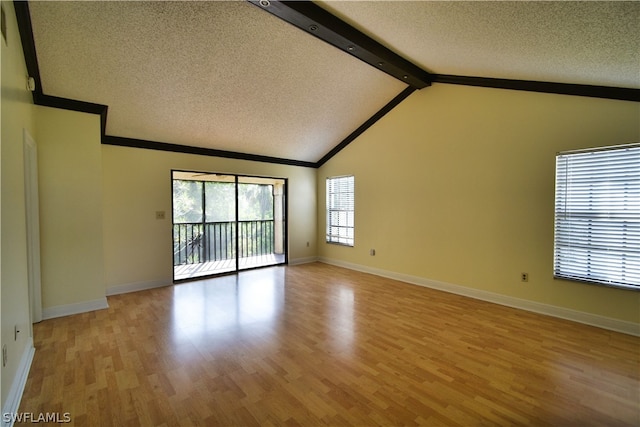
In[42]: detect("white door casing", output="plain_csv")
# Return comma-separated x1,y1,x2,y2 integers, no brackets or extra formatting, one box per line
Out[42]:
23,129,42,324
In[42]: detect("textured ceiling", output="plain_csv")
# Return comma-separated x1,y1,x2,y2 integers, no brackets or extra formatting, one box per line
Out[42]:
27,1,640,165
29,1,407,163
318,1,640,89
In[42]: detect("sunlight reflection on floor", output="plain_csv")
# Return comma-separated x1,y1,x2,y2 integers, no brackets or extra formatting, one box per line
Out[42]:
171,268,286,342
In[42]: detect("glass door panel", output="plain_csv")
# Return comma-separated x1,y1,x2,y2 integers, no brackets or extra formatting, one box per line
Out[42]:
237,176,286,270
173,171,236,280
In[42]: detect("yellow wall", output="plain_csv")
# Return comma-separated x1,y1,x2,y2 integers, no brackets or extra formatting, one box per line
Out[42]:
318,83,640,324
26,109,318,300
102,145,317,290
0,0,36,409
35,106,105,308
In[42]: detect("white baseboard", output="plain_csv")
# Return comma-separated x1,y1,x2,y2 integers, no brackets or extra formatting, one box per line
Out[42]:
41,297,109,320
1,338,35,427
106,279,172,296
318,257,640,337
288,256,319,266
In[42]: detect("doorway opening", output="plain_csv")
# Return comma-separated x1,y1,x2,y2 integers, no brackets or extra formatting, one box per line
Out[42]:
172,170,287,281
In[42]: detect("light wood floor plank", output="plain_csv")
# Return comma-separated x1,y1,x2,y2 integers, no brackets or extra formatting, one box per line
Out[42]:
17,263,640,426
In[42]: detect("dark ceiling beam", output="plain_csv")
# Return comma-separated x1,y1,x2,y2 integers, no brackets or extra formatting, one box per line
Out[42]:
248,1,639,103
433,74,640,102
103,136,317,168
13,0,41,99
248,0,433,90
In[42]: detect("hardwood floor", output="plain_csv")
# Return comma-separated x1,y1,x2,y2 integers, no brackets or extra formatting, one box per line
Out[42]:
17,263,640,426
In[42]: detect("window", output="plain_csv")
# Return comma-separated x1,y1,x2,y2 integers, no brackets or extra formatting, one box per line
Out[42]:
326,175,354,246
554,143,639,290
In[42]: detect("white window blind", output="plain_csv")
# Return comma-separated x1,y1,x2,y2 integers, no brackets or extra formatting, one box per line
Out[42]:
326,175,354,246
554,143,640,290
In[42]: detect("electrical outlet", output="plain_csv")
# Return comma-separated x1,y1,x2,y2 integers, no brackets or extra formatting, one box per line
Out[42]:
155,211,165,220
521,272,529,282
2,344,7,367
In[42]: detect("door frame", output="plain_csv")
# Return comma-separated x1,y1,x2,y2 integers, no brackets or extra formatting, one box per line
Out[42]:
23,129,42,324
171,169,288,282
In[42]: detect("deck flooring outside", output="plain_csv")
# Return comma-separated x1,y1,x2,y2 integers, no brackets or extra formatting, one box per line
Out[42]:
174,253,285,280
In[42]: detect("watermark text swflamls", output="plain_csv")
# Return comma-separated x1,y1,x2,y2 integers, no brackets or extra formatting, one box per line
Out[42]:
2,412,71,423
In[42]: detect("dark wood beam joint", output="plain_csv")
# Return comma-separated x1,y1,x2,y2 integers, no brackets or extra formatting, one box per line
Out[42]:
36,94,109,136
248,0,432,89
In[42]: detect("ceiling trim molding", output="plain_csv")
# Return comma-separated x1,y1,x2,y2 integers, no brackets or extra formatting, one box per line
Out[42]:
14,1,110,136
14,0,640,172
103,136,317,168
432,74,640,102
316,86,416,167
12,0,317,167
14,0,416,168
37,94,109,136
248,0,433,90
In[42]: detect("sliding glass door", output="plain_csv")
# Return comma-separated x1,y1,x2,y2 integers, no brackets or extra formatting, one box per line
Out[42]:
172,171,286,281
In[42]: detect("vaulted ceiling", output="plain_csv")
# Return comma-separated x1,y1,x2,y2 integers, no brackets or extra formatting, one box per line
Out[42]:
16,1,640,167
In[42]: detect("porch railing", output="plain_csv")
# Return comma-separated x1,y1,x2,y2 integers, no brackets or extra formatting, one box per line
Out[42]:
173,220,275,266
